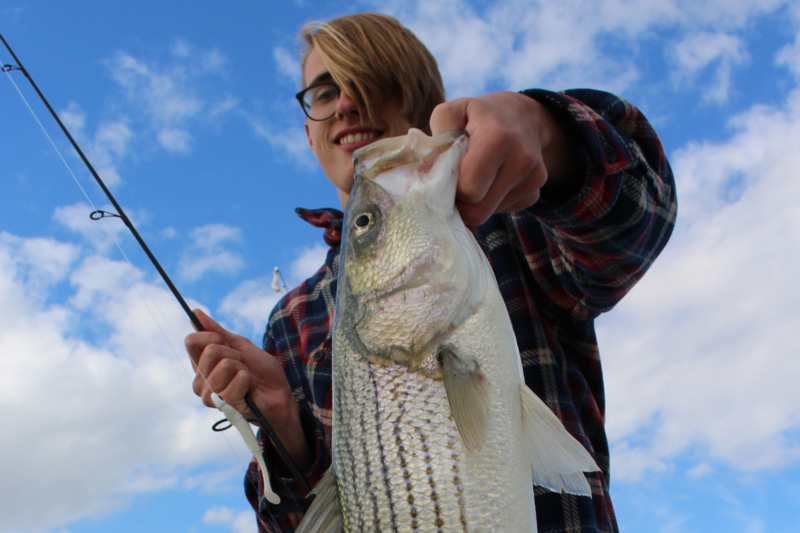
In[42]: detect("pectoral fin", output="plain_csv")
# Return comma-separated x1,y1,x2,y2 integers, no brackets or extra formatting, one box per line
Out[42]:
439,346,490,452
295,468,344,533
520,385,600,497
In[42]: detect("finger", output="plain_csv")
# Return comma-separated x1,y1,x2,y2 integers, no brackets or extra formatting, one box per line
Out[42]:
193,308,251,350
184,330,224,365
457,148,547,226
429,99,468,136
193,353,249,406
193,308,224,335
194,342,245,382
216,367,252,414
455,125,507,204
455,173,504,227
497,188,542,214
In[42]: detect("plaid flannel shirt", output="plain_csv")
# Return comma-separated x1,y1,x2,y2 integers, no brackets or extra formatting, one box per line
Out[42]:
244,88,677,532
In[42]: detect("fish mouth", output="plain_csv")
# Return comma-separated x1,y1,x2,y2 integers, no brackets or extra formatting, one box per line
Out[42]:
353,129,466,181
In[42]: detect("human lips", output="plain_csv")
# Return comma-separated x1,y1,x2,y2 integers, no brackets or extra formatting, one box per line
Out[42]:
334,129,384,150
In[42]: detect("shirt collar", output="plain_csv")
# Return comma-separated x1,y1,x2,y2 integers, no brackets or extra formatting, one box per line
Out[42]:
295,207,343,246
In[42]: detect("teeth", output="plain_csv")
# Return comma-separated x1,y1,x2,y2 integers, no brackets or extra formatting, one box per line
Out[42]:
339,132,377,145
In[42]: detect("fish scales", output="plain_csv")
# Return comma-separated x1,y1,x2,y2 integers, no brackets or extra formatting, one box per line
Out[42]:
296,129,600,533
334,305,533,531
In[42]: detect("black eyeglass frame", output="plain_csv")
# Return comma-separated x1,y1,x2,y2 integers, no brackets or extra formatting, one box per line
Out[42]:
295,81,341,121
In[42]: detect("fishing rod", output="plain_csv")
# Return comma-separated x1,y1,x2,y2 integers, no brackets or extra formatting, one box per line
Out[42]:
0,32,311,506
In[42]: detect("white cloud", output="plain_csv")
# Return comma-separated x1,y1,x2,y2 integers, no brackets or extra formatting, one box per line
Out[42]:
179,223,245,282
0,232,79,301
219,277,283,337
191,223,243,247
247,111,317,169
60,101,86,131
95,119,134,159
776,25,800,79
274,46,303,87
58,102,132,187
105,43,237,154
203,505,254,533
600,84,800,481
0,228,250,532
210,95,241,117
232,508,257,533
217,243,328,339
52,202,151,256
53,39,237,186
374,0,792,98
109,51,203,124
184,466,244,494
157,126,192,152
203,505,237,523
672,32,747,73
290,242,329,281
671,31,748,104
687,462,713,479
180,251,246,283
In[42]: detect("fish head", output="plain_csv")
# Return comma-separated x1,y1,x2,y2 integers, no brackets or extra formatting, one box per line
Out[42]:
338,129,481,367
344,128,468,297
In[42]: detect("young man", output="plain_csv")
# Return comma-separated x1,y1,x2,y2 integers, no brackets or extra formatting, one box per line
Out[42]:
185,12,677,532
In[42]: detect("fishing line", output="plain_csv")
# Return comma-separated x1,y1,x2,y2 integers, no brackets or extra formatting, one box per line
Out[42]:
2,63,188,368
1,32,310,499
1,35,257,486
3,57,188,360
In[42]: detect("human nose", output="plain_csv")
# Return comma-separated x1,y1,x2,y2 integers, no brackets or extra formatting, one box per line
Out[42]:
334,90,360,118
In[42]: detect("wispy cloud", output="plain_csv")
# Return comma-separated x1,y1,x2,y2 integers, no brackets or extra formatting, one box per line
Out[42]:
671,31,749,104
53,202,136,252
776,24,800,79
378,0,792,98
274,45,303,88
104,40,238,154
289,241,329,281
203,505,254,533
179,223,245,282
247,112,317,169
48,39,239,190
218,242,328,337
219,277,283,337
59,102,132,187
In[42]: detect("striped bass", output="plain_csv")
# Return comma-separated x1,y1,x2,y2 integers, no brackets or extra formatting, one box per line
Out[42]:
297,129,599,532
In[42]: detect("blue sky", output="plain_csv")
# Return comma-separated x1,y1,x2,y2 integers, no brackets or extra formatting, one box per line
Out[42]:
2,0,799,532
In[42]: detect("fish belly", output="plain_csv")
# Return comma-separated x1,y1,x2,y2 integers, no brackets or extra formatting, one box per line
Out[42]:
333,359,535,532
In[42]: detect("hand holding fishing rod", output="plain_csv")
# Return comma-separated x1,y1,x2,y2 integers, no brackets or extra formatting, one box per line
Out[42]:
185,310,314,479
0,32,311,507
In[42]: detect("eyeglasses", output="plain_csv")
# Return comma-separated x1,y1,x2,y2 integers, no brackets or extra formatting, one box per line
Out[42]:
295,81,341,121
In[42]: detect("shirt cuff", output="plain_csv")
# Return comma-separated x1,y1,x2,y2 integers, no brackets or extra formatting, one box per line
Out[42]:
247,409,331,517
519,88,638,228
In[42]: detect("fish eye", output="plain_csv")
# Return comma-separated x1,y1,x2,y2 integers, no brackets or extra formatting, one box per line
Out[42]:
353,212,375,235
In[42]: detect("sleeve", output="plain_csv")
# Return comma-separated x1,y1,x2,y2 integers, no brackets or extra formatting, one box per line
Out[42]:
244,412,330,532
242,315,332,532
514,88,678,319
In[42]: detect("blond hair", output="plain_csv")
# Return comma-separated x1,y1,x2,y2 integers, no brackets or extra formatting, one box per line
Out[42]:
300,13,445,131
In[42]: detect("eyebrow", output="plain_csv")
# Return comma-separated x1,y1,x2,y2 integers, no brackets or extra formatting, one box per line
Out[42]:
307,71,333,87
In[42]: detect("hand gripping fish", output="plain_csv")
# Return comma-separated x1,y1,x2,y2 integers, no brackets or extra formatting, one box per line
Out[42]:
297,129,599,532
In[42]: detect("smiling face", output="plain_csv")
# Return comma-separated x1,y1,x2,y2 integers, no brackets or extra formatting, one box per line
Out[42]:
302,47,413,207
